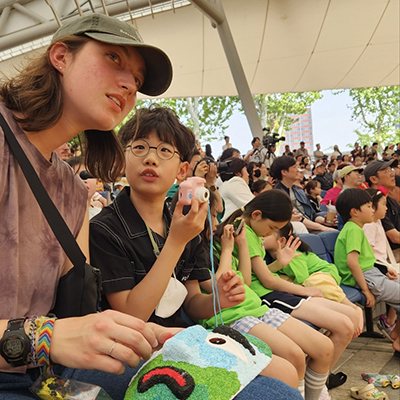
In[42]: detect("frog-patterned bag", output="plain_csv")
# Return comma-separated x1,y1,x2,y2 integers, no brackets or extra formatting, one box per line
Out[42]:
125,324,272,400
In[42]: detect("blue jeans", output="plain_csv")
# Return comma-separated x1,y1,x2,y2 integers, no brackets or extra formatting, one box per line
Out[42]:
0,366,302,399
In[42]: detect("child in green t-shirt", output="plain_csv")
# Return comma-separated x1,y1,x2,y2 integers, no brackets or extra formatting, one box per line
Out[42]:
334,188,399,313
203,190,348,400
263,222,363,336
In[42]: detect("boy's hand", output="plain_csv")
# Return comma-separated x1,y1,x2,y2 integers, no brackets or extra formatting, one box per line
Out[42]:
170,199,208,244
362,288,375,307
217,270,245,309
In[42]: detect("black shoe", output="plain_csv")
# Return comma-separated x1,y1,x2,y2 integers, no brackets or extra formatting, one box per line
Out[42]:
326,372,347,389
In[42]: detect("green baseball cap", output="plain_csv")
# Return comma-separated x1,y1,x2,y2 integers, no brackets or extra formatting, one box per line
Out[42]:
52,13,172,96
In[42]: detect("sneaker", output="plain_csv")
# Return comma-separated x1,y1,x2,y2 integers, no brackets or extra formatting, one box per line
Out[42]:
377,319,394,342
319,385,332,400
379,315,396,329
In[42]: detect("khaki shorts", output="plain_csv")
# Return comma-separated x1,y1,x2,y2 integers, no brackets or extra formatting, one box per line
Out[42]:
302,271,346,303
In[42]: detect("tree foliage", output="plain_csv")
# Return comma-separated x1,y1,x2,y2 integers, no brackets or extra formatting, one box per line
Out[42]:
126,96,238,142
237,92,323,135
338,86,400,150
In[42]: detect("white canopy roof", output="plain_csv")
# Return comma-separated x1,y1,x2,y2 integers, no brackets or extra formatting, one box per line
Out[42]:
0,0,398,135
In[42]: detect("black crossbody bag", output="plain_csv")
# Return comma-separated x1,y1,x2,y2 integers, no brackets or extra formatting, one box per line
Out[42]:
1,113,102,318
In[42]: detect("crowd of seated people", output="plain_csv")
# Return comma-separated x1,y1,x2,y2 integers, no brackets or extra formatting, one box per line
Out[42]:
80,116,399,400
57,117,400,400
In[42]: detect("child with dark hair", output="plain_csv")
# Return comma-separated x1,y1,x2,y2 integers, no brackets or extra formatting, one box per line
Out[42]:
219,157,253,222
252,179,273,195
219,190,355,400
334,189,400,313
264,223,363,336
305,180,322,213
363,188,399,339
196,192,300,390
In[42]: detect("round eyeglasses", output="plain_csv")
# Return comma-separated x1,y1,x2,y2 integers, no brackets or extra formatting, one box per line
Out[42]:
126,139,181,161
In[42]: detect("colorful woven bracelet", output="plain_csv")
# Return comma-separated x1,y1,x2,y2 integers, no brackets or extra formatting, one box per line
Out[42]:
36,317,56,367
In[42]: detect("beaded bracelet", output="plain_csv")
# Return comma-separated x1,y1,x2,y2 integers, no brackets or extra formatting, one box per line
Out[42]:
36,317,57,367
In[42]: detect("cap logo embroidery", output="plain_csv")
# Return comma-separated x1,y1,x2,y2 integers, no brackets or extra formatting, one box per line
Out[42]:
119,28,139,41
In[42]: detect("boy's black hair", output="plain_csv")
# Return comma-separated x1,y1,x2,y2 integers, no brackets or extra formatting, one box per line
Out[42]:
277,223,311,254
269,155,296,181
365,188,385,210
118,106,196,162
305,179,320,195
336,188,372,222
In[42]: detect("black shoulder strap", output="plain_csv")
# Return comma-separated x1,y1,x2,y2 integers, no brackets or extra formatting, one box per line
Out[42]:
0,113,86,269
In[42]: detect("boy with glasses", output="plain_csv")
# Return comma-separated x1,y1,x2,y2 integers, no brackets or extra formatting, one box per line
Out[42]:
89,106,245,328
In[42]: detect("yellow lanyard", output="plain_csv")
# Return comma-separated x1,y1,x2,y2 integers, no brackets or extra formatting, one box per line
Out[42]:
145,220,167,258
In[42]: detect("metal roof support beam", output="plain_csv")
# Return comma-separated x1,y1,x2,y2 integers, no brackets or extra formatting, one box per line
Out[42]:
13,2,48,23
0,0,168,51
0,6,11,35
189,0,262,138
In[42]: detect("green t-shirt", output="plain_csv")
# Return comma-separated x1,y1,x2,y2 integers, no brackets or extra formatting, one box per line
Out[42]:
199,248,268,329
279,251,341,285
244,225,278,297
334,221,375,287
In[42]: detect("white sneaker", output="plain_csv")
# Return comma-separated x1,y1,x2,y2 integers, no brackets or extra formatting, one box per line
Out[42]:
319,385,332,400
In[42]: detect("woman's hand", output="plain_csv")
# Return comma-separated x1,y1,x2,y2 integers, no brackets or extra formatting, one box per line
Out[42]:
50,310,168,374
276,235,301,267
146,323,184,351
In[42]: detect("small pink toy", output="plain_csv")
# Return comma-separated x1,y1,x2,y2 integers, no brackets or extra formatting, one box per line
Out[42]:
179,177,209,205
